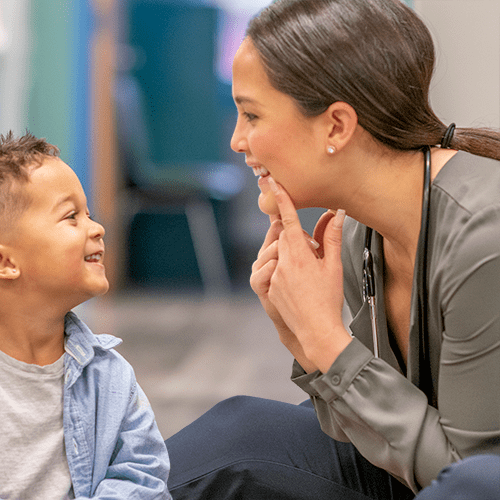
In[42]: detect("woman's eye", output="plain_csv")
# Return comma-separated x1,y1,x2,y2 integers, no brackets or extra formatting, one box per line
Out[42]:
244,112,258,122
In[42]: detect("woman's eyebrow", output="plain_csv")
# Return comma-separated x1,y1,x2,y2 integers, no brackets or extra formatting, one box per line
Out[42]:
234,96,259,105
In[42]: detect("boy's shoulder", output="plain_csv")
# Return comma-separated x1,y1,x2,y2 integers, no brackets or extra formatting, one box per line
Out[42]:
64,312,134,388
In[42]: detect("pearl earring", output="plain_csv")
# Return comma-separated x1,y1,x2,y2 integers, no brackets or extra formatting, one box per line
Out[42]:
327,146,336,154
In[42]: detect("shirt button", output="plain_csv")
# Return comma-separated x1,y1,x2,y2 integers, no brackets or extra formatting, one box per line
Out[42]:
331,375,341,385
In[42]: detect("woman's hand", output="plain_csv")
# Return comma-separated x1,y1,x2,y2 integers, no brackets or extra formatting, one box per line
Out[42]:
263,177,352,374
250,215,286,327
250,215,322,373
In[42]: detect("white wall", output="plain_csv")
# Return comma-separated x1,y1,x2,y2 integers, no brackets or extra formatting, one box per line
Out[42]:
0,0,31,134
414,0,500,128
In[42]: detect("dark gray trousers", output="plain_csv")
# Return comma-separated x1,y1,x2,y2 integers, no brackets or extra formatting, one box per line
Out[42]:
166,396,498,500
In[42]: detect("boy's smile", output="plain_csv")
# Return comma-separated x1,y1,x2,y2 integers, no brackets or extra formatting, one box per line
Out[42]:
8,157,109,309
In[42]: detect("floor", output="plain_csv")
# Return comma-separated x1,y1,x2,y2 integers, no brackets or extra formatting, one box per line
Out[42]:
75,290,307,439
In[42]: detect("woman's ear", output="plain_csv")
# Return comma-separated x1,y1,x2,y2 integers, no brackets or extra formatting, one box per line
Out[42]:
324,101,359,152
0,245,20,280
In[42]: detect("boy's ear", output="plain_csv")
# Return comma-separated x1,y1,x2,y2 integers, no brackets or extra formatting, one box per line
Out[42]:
0,245,20,280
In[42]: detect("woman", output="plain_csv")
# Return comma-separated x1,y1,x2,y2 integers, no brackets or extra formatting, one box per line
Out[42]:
166,1,500,498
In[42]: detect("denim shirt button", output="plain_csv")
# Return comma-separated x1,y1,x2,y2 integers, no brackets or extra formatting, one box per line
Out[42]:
331,374,341,386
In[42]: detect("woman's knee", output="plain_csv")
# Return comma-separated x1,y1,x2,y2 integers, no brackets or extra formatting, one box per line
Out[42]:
166,396,320,492
166,396,315,469
416,454,500,500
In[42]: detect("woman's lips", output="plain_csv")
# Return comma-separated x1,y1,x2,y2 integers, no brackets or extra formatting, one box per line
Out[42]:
257,174,280,216
247,164,279,214
258,174,271,192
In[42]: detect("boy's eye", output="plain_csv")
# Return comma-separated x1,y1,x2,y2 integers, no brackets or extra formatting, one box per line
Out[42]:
66,212,78,220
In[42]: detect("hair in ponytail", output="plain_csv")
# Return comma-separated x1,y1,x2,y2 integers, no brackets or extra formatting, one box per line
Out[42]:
247,0,500,160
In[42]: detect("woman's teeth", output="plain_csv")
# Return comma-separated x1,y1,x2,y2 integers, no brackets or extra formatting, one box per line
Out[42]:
252,166,269,177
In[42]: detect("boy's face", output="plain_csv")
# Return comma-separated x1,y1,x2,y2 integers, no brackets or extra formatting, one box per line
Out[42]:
8,157,109,307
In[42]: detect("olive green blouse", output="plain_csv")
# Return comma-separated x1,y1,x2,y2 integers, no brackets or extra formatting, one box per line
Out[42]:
292,151,500,493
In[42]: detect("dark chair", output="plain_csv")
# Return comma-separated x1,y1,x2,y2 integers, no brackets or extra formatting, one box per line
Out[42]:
114,2,243,294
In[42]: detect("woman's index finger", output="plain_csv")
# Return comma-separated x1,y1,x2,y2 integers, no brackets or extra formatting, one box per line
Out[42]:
269,213,281,224
268,176,306,240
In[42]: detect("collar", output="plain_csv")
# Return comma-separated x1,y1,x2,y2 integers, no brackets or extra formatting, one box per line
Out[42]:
64,311,122,386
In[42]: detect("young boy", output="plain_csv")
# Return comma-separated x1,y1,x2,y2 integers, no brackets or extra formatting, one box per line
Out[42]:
0,131,171,499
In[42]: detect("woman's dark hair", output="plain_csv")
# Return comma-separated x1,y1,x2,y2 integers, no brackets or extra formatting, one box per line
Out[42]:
247,0,500,159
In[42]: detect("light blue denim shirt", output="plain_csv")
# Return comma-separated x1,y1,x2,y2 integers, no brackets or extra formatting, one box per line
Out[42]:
63,312,171,499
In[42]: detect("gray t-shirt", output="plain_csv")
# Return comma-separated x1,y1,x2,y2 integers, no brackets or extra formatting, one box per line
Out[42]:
0,349,73,500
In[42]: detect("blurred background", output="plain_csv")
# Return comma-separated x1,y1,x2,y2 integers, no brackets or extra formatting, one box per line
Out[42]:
0,0,498,438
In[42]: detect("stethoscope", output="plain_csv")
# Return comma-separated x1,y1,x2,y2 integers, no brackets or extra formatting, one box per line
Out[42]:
362,146,432,364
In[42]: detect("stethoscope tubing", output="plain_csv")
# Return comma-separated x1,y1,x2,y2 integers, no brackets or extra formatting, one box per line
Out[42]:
362,147,432,364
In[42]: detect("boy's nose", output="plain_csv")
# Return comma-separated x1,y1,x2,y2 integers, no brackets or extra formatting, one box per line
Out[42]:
90,220,105,239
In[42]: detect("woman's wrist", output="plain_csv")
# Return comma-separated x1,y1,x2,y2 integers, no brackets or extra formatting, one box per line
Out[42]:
274,323,320,373
301,325,353,374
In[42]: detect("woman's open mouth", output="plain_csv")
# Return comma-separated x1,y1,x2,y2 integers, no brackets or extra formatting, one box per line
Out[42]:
251,165,269,178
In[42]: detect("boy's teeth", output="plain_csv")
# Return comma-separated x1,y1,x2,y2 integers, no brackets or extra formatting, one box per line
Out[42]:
85,253,101,262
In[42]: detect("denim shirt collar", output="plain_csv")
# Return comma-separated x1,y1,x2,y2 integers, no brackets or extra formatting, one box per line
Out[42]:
64,311,122,388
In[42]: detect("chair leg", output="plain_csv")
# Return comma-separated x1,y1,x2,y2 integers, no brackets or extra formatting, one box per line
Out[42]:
185,199,232,296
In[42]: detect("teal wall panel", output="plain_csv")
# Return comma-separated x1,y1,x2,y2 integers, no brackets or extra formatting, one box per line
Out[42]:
28,0,92,197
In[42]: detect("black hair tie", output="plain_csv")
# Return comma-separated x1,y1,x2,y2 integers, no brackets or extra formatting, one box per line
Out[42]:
441,123,456,149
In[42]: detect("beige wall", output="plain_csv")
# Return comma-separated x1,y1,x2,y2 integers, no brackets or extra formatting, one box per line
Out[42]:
414,0,500,128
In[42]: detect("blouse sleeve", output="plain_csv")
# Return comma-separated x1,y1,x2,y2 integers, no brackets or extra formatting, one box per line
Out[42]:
433,207,500,457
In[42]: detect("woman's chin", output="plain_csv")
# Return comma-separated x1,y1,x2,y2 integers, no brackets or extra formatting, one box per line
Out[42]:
258,192,280,216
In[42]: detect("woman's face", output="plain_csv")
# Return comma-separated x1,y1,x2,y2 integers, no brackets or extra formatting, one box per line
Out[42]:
231,38,327,215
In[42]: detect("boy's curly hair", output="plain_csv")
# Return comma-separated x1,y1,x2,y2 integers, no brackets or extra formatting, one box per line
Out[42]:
0,131,60,233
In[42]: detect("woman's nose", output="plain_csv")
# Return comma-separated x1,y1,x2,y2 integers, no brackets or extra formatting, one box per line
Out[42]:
230,118,247,153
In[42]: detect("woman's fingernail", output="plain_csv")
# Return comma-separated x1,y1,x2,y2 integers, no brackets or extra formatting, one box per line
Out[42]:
309,238,320,250
327,209,336,216
267,176,280,194
333,209,346,227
